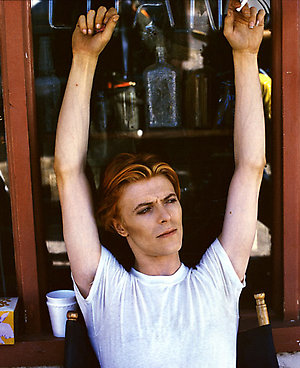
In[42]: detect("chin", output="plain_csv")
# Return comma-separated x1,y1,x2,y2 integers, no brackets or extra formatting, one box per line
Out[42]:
160,239,182,254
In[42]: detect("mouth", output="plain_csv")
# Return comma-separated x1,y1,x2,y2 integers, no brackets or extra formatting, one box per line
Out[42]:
157,228,177,238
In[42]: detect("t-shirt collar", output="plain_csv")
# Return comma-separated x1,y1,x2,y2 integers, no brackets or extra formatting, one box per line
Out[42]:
130,263,188,285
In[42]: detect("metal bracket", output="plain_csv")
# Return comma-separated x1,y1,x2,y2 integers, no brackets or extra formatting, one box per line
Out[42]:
133,1,175,28
49,0,119,30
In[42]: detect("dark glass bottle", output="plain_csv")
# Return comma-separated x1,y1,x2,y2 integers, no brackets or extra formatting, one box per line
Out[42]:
35,36,61,133
214,80,235,128
91,91,109,133
183,68,213,129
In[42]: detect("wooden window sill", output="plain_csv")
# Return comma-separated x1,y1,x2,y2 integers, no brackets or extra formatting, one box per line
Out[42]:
240,310,300,353
0,334,64,367
1,320,300,367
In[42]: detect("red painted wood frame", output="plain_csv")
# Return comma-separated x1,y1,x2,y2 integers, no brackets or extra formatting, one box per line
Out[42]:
0,0,299,364
281,0,300,321
0,0,47,334
272,0,300,321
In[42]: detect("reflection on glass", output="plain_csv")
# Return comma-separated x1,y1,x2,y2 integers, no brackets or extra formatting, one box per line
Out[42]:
30,0,274,307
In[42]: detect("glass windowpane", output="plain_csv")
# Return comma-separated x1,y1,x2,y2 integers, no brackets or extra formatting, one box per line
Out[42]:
31,0,273,308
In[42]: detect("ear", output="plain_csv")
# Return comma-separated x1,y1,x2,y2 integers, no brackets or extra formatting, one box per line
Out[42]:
112,218,129,237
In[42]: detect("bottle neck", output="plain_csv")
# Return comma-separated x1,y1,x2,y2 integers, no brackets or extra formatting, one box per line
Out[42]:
38,36,55,76
156,46,166,64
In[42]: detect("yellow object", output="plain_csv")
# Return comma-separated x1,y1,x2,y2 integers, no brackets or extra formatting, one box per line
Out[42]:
0,297,18,345
259,73,272,120
254,293,270,327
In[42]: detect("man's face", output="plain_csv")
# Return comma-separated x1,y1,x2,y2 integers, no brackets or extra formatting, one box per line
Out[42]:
114,175,183,265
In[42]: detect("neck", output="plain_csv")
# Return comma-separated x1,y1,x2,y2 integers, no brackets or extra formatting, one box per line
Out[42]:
133,253,181,276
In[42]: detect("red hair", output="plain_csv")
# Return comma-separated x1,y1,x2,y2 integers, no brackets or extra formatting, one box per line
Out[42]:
96,153,181,231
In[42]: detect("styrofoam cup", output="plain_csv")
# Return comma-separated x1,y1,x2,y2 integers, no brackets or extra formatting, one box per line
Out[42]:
46,290,78,337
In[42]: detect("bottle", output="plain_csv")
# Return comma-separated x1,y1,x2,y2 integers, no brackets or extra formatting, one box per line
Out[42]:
254,293,270,326
107,0,140,132
183,67,213,129
214,79,235,128
143,29,181,129
91,91,109,133
35,36,61,133
109,80,140,131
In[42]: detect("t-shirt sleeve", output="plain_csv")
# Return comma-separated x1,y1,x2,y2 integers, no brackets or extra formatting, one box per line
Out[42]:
193,238,245,315
72,245,129,333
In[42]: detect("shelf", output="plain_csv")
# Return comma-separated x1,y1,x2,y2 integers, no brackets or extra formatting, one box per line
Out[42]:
0,323,299,366
240,311,300,353
0,334,64,367
89,128,233,140
41,129,233,144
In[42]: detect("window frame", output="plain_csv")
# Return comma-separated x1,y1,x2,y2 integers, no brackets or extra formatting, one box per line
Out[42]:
0,0,42,335
0,0,299,365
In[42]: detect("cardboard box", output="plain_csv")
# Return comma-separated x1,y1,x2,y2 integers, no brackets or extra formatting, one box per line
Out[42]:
0,297,18,345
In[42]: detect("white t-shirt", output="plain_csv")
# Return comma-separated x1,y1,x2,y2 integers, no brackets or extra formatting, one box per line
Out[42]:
73,239,245,368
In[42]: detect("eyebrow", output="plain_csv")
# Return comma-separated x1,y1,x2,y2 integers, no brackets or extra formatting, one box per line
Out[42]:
133,193,176,212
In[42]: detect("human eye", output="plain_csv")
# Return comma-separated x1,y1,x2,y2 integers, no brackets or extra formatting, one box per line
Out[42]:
166,197,177,204
137,207,152,215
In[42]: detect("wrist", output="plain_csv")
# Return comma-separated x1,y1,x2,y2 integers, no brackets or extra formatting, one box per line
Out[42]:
232,50,258,62
233,51,259,71
72,52,99,71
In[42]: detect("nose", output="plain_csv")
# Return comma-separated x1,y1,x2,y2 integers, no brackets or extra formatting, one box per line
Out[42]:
157,204,171,224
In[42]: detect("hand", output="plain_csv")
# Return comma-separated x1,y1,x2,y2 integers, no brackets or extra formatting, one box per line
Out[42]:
72,6,119,58
223,0,265,55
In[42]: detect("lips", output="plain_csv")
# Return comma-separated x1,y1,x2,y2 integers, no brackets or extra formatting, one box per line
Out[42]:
157,228,177,238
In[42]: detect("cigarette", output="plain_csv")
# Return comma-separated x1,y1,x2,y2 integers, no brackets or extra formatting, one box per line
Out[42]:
236,0,248,12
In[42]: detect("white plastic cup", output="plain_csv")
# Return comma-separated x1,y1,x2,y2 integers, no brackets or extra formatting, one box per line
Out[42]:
46,290,78,338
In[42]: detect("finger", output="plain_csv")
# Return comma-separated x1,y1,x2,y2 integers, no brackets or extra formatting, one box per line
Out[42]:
78,15,87,35
103,7,118,25
248,7,257,29
87,9,96,35
256,9,265,27
95,6,107,30
101,14,119,44
228,0,239,12
241,3,251,17
223,9,234,39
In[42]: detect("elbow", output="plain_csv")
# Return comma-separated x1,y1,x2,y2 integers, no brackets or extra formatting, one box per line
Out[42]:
53,156,67,179
53,156,61,176
53,157,67,183
250,156,266,173
236,156,266,178
54,156,84,182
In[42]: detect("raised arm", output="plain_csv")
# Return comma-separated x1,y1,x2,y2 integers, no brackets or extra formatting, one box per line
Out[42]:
54,7,119,298
218,1,266,280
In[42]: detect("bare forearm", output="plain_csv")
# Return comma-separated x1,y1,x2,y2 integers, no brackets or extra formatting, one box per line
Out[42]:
233,51,266,172
54,54,98,176
219,2,266,279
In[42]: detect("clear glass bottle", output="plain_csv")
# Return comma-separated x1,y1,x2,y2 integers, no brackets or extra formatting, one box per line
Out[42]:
35,36,61,133
110,81,139,131
143,37,181,129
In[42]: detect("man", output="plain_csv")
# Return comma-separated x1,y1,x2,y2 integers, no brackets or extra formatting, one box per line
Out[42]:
54,2,266,367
